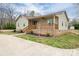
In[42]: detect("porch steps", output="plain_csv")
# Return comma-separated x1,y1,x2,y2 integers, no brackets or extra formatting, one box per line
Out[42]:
22,26,32,33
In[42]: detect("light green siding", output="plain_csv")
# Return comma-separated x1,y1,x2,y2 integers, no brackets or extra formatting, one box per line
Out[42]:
16,16,28,31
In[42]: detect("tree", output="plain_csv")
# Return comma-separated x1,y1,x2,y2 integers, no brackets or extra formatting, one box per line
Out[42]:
70,19,79,30
0,3,16,29
29,10,35,16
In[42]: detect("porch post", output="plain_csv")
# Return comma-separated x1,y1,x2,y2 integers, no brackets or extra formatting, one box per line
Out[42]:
38,20,40,37
53,15,56,36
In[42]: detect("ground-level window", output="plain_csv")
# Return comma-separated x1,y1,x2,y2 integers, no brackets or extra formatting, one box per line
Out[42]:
47,19,53,25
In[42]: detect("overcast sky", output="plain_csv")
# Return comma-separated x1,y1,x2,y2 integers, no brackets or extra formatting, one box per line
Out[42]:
10,3,79,19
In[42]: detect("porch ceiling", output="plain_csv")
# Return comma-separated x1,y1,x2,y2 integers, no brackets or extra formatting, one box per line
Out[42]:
27,15,54,20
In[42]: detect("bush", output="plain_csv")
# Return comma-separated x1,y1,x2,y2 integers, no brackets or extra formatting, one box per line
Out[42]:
3,23,16,29
13,29,16,32
19,30,23,33
30,30,34,34
46,33,50,37
73,24,79,30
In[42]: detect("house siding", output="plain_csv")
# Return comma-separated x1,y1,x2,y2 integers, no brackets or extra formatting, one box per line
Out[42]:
16,16,28,31
56,12,68,30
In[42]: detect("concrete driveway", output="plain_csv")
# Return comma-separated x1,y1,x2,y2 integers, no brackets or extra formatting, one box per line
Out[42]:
0,34,79,56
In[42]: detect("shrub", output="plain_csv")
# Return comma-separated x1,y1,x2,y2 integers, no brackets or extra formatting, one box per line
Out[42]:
19,30,23,33
73,24,79,30
13,29,16,32
3,23,16,29
30,30,33,34
46,33,50,37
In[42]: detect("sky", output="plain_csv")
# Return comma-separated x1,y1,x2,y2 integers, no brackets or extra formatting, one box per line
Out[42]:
11,3,79,19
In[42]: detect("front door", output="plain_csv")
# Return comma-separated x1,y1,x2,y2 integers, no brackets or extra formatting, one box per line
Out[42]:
29,20,37,29
32,20,37,29
32,21,37,25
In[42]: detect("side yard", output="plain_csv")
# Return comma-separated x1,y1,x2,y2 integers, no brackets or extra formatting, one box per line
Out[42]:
16,33,79,49
0,30,79,49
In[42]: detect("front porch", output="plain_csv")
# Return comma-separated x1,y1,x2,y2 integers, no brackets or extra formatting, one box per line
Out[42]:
27,15,59,36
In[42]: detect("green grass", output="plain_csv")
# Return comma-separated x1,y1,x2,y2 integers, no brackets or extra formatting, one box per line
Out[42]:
16,33,79,49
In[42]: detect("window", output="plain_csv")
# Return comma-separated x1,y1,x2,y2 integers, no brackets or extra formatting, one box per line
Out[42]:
55,16,59,24
65,23,68,27
47,19,53,25
62,22,63,26
23,24,25,26
55,16,59,20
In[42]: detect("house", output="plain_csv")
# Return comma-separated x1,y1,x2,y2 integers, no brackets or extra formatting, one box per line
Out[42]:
16,11,69,36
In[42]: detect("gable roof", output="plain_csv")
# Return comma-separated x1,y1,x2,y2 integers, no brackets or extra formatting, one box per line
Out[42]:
16,11,69,22
15,15,28,22
15,15,21,22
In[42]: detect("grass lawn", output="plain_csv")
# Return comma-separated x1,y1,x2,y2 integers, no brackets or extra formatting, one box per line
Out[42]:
16,33,79,49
